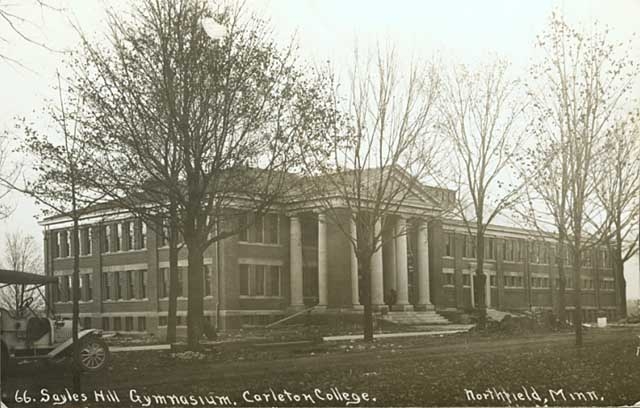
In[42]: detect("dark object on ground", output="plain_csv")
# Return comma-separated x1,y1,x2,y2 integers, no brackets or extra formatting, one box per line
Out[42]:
203,321,217,340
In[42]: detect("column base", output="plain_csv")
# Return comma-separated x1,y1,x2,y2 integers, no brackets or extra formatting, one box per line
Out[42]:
372,304,389,313
288,304,306,313
391,303,414,312
314,304,328,312
352,304,364,310
414,303,435,311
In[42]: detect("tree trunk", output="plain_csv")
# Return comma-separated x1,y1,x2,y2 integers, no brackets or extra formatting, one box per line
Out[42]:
186,238,205,350
474,228,487,328
71,217,81,392
572,246,583,347
614,253,627,318
556,241,566,325
166,204,179,344
361,256,373,342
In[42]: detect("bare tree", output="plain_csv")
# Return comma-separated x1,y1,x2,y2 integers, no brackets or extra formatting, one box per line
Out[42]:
438,59,525,324
0,0,62,66
1,72,103,390
523,13,638,346
74,0,338,349
301,47,442,341
595,112,640,318
0,231,43,312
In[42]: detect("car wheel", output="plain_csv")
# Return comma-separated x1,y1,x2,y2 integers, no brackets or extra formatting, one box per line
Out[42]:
75,336,110,372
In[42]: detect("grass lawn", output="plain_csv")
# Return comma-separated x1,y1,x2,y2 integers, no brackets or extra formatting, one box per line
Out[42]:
4,327,640,406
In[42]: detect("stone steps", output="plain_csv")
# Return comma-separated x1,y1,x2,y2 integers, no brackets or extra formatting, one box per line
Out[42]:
381,311,452,326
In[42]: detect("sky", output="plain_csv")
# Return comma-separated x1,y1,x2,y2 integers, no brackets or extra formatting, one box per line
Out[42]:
0,0,639,297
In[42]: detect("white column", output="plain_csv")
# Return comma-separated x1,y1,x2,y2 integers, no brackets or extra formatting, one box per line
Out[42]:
470,269,475,308
350,217,362,309
393,217,412,311
289,216,304,309
317,213,328,308
416,221,433,310
486,272,491,308
371,219,385,308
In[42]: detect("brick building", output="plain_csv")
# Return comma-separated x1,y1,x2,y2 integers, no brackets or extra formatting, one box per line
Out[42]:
41,172,619,335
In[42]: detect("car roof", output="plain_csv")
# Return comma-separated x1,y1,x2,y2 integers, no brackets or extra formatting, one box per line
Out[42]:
0,269,58,285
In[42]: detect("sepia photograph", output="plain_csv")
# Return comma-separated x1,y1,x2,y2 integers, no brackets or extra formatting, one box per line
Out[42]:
0,0,638,406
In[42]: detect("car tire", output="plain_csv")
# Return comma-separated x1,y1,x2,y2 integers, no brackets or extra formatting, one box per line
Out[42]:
74,336,110,372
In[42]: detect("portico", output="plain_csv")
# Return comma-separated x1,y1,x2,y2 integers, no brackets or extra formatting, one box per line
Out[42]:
288,212,434,312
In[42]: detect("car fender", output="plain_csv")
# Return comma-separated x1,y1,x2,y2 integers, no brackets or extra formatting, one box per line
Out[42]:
47,329,104,359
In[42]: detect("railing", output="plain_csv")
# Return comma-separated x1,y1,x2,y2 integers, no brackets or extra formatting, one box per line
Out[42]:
265,305,316,328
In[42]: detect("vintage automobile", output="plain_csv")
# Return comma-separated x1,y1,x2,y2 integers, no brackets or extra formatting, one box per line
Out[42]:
0,269,110,377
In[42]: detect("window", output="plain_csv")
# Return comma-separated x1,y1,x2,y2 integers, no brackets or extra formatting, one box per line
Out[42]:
238,214,248,242
253,266,265,296
462,274,471,287
125,316,134,331
56,276,64,302
115,223,122,252
60,231,69,258
140,221,147,249
81,227,92,255
504,275,524,288
139,270,147,299
485,238,495,260
126,222,134,250
264,214,279,244
443,273,454,286
239,264,250,295
204,265,212,296
239,264,281,297
266,266,280,296
254,216,264,243
530,242,539,264
160,268,169,298
138,317,146,331
601,249,610,268
127,271,135,299
161,219,169,247
67,276,73,300
583,278,594,290
445,233,453,257
53,232,60,258
178,267,186,297
601,279,614,291
514,240,522,261
470,235,476,258
82,274,92,301
83,317,91,328
102,225,111,253
102,317,110,331
504,240,512,261
159,316,168,326
114,272,122,300
490,275,496,287
103,273,111,300
239,213,280,244
113,317,121,331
